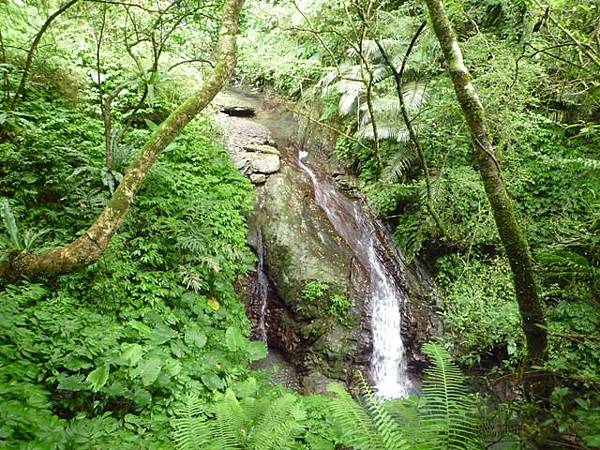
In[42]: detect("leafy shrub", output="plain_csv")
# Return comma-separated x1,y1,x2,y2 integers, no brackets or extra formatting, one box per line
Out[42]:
435,255,523,367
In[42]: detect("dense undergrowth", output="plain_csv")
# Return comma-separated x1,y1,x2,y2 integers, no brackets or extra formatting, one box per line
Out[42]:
237,0,600,447
1,0,599,448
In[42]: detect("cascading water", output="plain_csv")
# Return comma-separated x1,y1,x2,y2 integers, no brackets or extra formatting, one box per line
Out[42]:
298,152,411,398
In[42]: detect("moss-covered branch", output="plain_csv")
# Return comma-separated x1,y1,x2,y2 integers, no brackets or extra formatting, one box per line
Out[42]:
1,0,245,281
424,0,548,365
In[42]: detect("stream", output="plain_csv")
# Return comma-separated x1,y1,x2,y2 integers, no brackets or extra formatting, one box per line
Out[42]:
297,153,411,398
215,87,434,398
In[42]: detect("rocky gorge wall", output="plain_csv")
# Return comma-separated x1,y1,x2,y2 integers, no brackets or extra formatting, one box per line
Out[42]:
213,88,442,393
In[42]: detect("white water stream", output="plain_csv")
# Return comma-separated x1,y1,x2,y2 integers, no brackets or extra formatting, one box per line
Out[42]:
298,152,411,398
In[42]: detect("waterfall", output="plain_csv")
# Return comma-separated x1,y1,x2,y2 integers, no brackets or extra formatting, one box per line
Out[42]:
298,152,411,398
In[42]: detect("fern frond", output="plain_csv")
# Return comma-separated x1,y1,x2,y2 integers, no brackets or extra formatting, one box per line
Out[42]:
172,393,220,450
0,198,21,250
248,393,304,450
213,390,244,449
357,374,409,450
327,384,388,450
421,343,481,450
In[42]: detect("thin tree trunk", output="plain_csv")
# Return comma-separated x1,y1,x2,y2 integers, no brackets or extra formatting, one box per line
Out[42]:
10,0,80,109
1,0,245,280
424,0,548,365
375,22,446,237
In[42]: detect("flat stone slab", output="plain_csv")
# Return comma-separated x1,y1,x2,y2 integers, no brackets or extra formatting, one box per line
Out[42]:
244,143,280,155
251,153,280,174
220,105,256,117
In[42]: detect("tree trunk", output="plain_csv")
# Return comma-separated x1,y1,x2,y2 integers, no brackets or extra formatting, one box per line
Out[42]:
424,0,548,365
1,0,245,280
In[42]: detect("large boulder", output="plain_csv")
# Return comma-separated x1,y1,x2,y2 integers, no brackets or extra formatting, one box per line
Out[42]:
248,164,371,392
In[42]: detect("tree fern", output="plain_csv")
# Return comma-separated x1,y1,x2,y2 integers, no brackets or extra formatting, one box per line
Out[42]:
420,342,481,450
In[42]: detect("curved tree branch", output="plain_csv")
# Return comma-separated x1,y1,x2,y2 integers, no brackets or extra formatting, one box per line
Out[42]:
1,0,245,281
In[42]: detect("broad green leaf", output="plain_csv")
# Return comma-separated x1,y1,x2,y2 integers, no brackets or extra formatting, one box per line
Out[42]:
58,374,88,392
201,373,225,391
184,327,207,349
128,320,151,335
246,341,267,361
146,325,176,345
121,343,144,366
232,377,258,398
133,358,163,386
225,326,245,351
86,365,110,392
106,380,127,396
170,340,187,358
164,358,182,377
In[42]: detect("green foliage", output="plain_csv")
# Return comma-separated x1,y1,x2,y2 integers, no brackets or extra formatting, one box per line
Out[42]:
300,281,352,324
435,255,523,367
0,80,262,447
172,388,306,450
301,280,329,302
326,343,481,450
420,343,481,450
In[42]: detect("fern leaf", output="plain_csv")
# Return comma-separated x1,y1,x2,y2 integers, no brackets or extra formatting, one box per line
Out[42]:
248,393,304,450
421,343,481,450
327,384,388,450
0,198,21,250
357,374,409,450
213,390,244,449
172,393,221,450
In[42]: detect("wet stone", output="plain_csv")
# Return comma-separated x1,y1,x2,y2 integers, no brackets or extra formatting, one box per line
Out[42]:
251,153,280,174
220,105,256,117
250,173,267,184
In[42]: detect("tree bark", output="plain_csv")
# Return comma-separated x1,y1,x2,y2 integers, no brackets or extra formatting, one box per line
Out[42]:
423,0,548,365
1,0,245,280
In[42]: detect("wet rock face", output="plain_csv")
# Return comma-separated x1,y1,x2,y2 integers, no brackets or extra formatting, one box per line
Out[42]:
220,89,443,394
246,164,371,393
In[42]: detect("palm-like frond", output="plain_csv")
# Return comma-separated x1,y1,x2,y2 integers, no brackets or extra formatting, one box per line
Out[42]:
381,148,416,182
420,343,481,450
356,121,409,143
